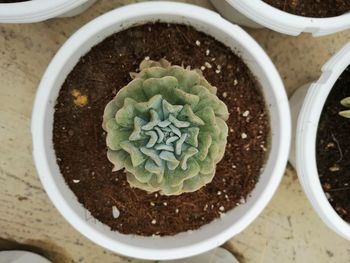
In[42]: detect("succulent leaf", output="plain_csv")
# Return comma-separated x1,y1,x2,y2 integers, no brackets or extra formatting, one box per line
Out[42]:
103,59,229,195
339,96,350,118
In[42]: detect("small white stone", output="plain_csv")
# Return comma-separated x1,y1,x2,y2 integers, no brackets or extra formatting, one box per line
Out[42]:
222,92,227,98
175,208,179,213
239,198,246,204
230,128,234,133
145,56,150,61
200,66,206,71
112,206,120,219
232,164,236,169
241,132,248,139
163,202,168,206
225,194,229,199
203,204,208,211
234,79,238,86
204,62,212,68
154,193,158,198
219,206,225,211
150,202,155,206
325,192,331,199
195,40,201,46
217,191,222,196
260,145,267,152
215,69,221,74
206,49,210,56
72,179,80,183
242,110,250,117
151,219,157,224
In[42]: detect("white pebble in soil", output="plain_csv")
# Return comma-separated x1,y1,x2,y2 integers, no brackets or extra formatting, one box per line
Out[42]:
204,62,212,68
242,110,250,117
112,206,120,219
241,132,248,139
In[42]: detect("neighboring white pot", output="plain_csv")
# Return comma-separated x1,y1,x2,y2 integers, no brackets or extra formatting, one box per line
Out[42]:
211,0,350,36
290,42,350,240
31,2,290,260
0,0,96,23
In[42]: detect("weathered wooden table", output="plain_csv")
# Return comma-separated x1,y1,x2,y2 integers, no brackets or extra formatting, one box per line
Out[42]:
0,0,349,262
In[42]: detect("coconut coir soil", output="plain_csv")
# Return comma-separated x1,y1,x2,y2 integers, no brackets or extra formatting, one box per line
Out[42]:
317,66,350,223
263,0,350,17
53,23,270,236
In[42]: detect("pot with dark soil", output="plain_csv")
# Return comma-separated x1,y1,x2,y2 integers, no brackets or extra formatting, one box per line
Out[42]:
211,0,350,36
0,0,96,23
290,43,350,241
32,2,291,260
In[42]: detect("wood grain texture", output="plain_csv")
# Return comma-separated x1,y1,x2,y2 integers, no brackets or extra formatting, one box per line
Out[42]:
0,0,349,262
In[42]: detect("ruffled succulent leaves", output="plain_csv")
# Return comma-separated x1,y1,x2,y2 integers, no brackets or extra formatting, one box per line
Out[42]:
103,59,229,195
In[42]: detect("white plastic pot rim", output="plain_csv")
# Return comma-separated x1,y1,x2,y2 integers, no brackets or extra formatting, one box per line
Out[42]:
0,0,91,23
296,42,350,240
227,0,350,36
31,1,290,260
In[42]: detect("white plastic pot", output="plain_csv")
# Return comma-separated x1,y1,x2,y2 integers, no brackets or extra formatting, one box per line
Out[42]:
290,42,350,240
0,0,96,23
211,0,350,36
31,1,291,260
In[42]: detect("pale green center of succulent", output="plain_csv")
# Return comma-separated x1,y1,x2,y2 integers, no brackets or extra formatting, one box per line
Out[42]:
129,96,197,171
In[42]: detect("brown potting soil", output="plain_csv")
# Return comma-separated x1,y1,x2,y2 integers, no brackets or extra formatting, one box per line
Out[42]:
316,66,350,223
53,23,270,236
262,0,350,17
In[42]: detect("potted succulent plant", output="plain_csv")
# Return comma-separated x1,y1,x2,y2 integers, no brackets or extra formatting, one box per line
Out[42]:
290,42,350,241
31,1,290,260
211,0,350,36
103,59,229,196
0,0,96,23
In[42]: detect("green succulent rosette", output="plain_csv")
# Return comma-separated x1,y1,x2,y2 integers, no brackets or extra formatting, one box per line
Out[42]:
103,59,229,195
339,97,350,118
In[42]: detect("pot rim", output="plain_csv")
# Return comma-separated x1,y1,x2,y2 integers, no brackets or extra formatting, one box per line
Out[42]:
31,1,291,260
226,0,350,36
296,42,350,240
0,0,92,23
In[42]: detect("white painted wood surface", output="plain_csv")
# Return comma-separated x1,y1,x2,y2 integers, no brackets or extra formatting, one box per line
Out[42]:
0,0,349,262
